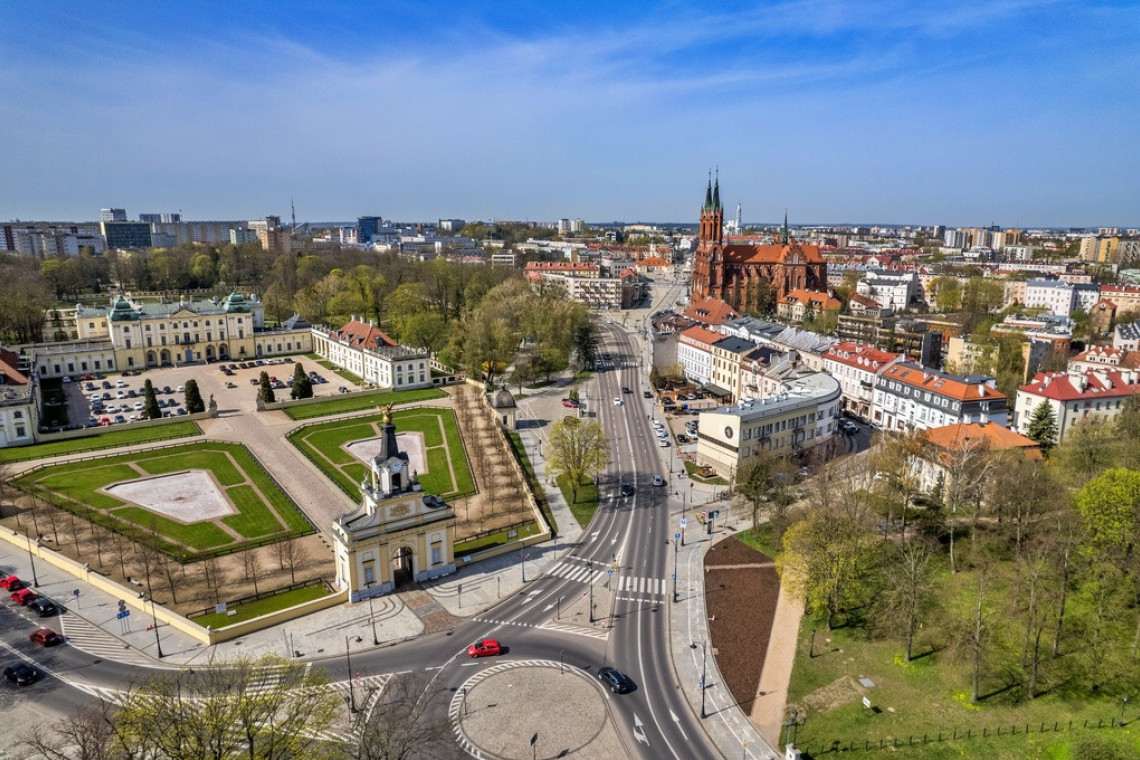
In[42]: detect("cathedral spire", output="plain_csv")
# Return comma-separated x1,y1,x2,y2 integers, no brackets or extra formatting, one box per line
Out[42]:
713,167,721,210
781,210,789,245
703,171,713,210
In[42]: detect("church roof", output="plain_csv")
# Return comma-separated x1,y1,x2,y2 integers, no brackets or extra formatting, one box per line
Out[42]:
719,242,825,265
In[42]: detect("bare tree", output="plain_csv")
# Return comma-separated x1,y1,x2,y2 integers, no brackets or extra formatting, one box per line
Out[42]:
273,538,311,584
876,539,934,662
241,549,262,596
14,700,132,760
199,555,227,605
348,671,462,760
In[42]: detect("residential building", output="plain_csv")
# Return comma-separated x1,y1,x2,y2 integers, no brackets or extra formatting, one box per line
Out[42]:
1100,285,1140,316
100,221,152,250
872,362,1008,431
1115,320,1140,351
855,270,919,311
682,297,740,327
913,422,1041,495
438,219,465,233
101,208,127,222
1013,367,1140,441
149,220,252,246
1023,279,1099,316
312,318,432,390
708,336,756,401
358,216,382,244
738,346,784,400
776,289,842,323
822,342,904,419
676,325,722,385
1068,345,1140,373
695,371,841,479
0,348,35,447
538,273,622,310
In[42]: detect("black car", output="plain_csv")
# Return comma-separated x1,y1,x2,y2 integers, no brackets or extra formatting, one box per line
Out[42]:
620,483,634,497
621,387,632,394
4,662,38,686
643,391,653,399
27,598,58,617
598,666,635,694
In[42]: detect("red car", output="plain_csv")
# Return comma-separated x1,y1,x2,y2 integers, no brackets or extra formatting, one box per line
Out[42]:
11,588,37,605
561,398,578,408
0,575,23,591
466,639,503,658
29,628,61,647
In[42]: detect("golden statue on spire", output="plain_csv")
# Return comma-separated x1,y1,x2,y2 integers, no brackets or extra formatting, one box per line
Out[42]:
380,402,395,424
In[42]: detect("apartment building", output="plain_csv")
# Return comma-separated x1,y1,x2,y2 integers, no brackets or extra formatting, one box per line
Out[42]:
872,362,1008,431
1013,367,1140,441
822,341,904,419
312,319,432,390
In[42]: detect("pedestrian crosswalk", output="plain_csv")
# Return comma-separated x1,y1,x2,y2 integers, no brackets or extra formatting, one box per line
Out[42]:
545,560,603,586
616,575,666,596
60,612,166,668
545,559,665,600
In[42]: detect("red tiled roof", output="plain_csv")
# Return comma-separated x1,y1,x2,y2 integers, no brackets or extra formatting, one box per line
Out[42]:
1019,368,1140,401
923,422,1042,459
782,288,841,310
0,348,27,385
332,319,397,350
682,297,739,326
637,256,671,267
824,342,902,371
882,364,1007,402
679,325,725,348
719,241,825,265
848,293,882,309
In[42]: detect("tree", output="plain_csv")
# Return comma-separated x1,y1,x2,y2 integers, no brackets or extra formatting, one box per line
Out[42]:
258,371,276,403
777,501,877,630
1075,468,1140,556
143,379,161,420
183,379,205,414
110,655,343,759
291,363,313,399
1025,401,1058,453
572,321,599,370
14,700,125,760
272,537,311,584
546,417,609,505
402,312,449,354
1048,418,1118,487
874,539,934,662
347,672,460,760
733,453,796,542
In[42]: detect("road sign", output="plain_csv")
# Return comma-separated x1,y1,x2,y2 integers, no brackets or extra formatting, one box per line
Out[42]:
680,518,687,528
607,569,613,576
117,599,126,611
73,589,80,598
674,532,681,540
116,610,130,620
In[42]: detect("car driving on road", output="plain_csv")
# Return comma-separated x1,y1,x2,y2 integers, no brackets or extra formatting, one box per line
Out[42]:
466,639,503,657
598,666,635,694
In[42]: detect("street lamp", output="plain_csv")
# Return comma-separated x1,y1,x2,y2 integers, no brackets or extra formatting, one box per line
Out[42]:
140,583,164,659
672,539,679,602
365,582,379,646
344,635,361,713
701,640,708,718
23,529,39,587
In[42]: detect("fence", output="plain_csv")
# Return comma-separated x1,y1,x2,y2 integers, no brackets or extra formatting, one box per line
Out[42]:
185,577,333,619
803,717,1133,755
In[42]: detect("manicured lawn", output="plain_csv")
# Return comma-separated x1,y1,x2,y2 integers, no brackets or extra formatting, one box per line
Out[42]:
192,583,332,628
282,387,445,420
287,408,474,501
507,431,557,536
683,459,729,485
555,473,599,529
0,421,201,463
455,521,541,556
15,442,313,561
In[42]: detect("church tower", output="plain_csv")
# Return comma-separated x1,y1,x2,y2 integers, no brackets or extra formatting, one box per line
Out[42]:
698,172,724,245
693,171,725,302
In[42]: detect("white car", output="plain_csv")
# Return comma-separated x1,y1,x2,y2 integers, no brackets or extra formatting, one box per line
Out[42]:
613,397,622,406
657,439,669,447
133,402,144,412
652,475,665,486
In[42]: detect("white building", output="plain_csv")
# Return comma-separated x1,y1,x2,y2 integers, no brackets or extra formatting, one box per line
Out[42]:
676,325,721,386
821,341,904,419
855,270,920,311
1022,279,1096,316
872,362,1008,431
312,319,432,390
1013,367,1140,441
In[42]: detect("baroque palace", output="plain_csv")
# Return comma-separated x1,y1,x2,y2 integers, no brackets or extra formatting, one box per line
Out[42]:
691,176,828,313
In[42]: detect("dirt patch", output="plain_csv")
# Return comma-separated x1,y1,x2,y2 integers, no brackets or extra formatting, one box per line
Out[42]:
795,675,864,715
704,536,781,715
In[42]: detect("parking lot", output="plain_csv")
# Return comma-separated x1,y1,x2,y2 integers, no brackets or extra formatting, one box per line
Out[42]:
60,355,357,429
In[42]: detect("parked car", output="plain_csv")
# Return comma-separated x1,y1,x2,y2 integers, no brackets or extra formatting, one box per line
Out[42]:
113,415,127,424
561,398,578,408
4,662,38,686
162,386,172,394
29,628,61,647
176,385,185,393
11,588,37,605
622,386,632,394
643,391,653,399
176,408,187,416
27,598,58,617
0,575,23,591
133,402,144,412
597,666,635,694
225,382,237,388
338,386,349,393
657,439,669,448
652,475,665,487
467,639,503,657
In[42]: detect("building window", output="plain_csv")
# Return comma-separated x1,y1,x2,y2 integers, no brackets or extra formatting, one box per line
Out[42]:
363,566,374,585
432,547,441,565
15,426,25,438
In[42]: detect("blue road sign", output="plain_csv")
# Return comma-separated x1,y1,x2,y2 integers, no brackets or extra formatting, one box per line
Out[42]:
117,610,130,620
73,589,80,597
607,569,613,576
674,532,681,540
671,573,676,580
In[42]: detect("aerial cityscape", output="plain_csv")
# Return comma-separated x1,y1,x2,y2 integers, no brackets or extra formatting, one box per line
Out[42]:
1,3,1138,760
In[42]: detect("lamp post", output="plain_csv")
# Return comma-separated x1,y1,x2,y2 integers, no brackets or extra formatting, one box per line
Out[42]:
672,539,679,602
142,581,164,659
365,582,379,646
23,529,39,587
344,635,360,713
701,640,708,718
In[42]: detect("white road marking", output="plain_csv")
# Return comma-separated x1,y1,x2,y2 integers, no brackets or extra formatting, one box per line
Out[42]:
633,714,650,745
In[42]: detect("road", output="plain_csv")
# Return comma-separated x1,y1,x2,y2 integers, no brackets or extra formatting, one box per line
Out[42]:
2,273,731,758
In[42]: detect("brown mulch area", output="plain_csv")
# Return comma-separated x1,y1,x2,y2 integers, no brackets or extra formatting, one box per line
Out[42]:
703,536,781,715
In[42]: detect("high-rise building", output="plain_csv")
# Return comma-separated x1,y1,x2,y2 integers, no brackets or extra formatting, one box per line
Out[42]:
357,216,382,245
100,221,152,249
101,208,127,222
139,212,182,224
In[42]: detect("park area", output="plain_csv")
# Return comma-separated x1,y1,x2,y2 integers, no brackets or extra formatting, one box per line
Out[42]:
287,407,475,501
14,442,313,560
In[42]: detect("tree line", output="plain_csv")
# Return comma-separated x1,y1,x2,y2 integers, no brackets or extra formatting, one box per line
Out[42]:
761,398,1140,704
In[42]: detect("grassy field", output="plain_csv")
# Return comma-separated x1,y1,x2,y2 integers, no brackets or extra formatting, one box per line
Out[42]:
287,407,474,501
0,421,201,463
192,583,332,628
455,521,541,556
783,552,1140,759
15,442,313,560
282,387,446,420
508,431,557,536
555,473,599,528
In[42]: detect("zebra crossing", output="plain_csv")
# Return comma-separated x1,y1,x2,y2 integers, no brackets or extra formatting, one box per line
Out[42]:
545,559,603,586
60,612,168,668
470,614,608,641
545,559,666,603
616,575,666,597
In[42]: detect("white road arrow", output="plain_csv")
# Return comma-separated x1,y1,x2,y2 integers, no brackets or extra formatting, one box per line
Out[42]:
669,709,688,740
633,714,649,746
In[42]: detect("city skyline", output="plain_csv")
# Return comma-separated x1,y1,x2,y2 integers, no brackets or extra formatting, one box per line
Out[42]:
2,1,1136,227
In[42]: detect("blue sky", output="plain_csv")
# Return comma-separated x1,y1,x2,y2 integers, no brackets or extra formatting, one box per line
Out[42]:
2,1,1137,227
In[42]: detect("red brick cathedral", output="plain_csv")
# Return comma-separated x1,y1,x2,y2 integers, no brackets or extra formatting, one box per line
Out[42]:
691,176,827,314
